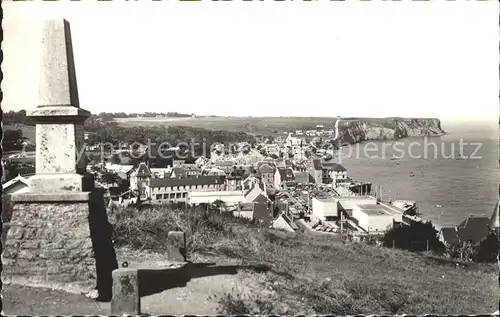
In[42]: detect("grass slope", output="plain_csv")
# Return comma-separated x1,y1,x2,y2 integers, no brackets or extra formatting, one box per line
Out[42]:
110,206,498,315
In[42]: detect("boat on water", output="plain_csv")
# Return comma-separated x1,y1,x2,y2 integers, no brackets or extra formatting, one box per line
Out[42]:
391,200,418,216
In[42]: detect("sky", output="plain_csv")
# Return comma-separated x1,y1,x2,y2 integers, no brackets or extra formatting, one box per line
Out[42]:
2,1,499,127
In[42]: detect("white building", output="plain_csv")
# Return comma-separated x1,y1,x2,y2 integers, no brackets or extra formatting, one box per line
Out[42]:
334,196,378,215
187,190,245,205
351,204,399,233
312,196,339,221
146,176,225,203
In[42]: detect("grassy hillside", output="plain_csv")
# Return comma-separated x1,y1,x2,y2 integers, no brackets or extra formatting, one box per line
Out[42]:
109,206,498,315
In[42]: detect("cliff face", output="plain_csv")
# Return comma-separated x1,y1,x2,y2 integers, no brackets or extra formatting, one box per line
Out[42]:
337,118,445,144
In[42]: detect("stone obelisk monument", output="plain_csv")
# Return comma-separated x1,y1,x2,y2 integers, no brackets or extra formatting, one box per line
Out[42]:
3,19,117,300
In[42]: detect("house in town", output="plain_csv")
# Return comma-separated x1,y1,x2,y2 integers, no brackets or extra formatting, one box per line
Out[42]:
170,164,202,178
195,156,210,167
214,160,237,174
257,162,276,189
129,162,152,198
105,163,135,177
149,167,172,179
272,212,298,232
274,167,295,189
203,167,226,177
225,176,243,191
233,201,273,226
145,175,226,203
243,177,269,204
266,144,280,157
321,160,348,186
439,215,491,247
294,171,312,185
334,196,378,217
311,196,339,221
351,204,401,233
275,159,286,169
253,202,274,227
308,159,323,185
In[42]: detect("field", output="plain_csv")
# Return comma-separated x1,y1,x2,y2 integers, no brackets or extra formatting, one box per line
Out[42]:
3,124,36,142
115,116,341,135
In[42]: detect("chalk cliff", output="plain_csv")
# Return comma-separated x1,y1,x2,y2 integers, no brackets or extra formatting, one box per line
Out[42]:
336,118,445,145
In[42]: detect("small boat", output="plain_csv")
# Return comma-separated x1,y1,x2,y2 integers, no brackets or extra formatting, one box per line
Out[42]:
391,200,418,216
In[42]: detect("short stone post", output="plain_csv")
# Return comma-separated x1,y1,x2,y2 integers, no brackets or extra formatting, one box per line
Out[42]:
167,231,187,262
111,268,140,315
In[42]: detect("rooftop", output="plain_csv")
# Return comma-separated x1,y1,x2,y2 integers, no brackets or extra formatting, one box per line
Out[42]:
149,176,225,188
356,204,401,217
314,196,336,203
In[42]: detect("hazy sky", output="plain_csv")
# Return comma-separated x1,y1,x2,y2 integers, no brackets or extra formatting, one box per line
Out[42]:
3,1,499,126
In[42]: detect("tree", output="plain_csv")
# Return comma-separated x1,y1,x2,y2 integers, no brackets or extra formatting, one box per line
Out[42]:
3,129,24,151
448,240,475,261
383,221,445,253
213,199,225,208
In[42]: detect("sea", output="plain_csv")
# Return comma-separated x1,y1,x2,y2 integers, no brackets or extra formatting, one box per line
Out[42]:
337,122,499,228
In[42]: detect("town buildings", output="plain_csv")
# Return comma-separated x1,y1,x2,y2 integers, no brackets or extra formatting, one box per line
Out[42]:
311,196,339,221
351,204,400,233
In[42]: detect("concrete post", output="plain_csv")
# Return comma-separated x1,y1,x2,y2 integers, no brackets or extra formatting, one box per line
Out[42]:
167,231,187,262
111,268,140,315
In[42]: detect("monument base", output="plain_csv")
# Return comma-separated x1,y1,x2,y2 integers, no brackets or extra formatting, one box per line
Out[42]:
29,173,94,193
3,192,97,294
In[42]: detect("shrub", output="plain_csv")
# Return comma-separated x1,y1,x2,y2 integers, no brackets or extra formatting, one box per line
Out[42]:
383,221,445,254
108,203,254,256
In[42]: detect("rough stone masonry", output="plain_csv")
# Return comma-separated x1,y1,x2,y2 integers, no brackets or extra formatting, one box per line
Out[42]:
2,19,117,300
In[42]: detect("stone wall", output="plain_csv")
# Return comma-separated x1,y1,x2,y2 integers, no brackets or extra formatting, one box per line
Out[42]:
3,196,97,292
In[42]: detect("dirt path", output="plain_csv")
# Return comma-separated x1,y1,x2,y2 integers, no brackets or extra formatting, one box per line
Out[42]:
117,247,261,315
3,248,263,315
